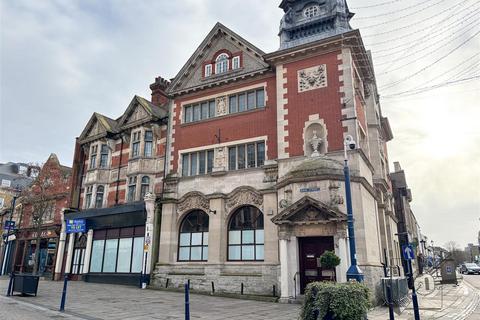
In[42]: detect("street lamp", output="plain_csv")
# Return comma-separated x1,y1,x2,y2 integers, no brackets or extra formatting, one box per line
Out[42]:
343,135,364,282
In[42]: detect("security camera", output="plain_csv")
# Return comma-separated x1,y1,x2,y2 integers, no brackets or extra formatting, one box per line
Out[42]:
345,135,356,150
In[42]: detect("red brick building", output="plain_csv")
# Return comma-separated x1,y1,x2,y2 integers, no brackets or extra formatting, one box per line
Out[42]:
12,154,71,277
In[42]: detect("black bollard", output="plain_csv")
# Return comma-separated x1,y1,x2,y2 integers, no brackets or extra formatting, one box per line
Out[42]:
185,283,190,320
6,272,14,296
241,283,244,295
211,281,215,295
59,275,69,312
273,285,276,297
165,278,169,288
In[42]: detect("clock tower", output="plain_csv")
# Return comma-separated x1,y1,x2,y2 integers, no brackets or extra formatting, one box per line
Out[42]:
279,0,354,49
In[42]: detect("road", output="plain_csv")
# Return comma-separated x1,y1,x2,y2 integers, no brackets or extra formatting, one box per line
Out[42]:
465,275,480,319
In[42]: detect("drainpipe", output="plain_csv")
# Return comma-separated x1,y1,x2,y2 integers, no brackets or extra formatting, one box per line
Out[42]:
115,137,124,205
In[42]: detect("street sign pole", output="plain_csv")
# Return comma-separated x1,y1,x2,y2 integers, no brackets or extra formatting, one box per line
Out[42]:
403,244,420,320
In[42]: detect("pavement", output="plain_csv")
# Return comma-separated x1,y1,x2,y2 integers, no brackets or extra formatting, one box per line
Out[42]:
1,275,480,319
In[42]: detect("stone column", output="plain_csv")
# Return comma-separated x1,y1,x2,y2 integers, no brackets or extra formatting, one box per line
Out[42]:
279,238,290,302
158,202,175,264
64,233,75,274
208,198,224,263
335,232,349,283
143,193,156,283
54,209,67,280
82,229,94,274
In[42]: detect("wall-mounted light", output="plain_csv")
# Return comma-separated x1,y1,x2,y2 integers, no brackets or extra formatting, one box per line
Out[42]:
209,209,217,215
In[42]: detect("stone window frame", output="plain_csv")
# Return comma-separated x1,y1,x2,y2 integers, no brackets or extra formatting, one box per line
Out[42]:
183,99,216,124
129,127,156,160
89,144,98,169
227,141,265,171
95,185,105,208
204,64,212,77
232,56,241,70
126,174,153,202
181,149,215,177
177,210,209,262
84,186,93,209
215,53,230,74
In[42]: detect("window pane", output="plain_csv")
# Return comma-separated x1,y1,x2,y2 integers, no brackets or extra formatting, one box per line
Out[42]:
247,144,256,168
133,142,140,157
256,230,265,244
180,233,190,246
247,91,255,109
144,141,153,157
202,246,208,261
191,233,203,246
229,96,237,113
238,145,245,169
228,147,236,171
103,239,118,272
238,94,246,112
182,155,189,177
90,240,104,272
209,101,216,118
201,102,208,119
193,105,200,121
190,153,197,176
256,245,264,260
207,150,214,173
131,237,144,273
191,247,202,260
203,232,209,245
117,238,133,273
242,245,255,260
100,154,108,168
179,247,190,261
257,142,265,167
229,246,241,260
243,230,254,244
185,107,192,123
256,89,265,107
199,151,206,175
229,231,241,245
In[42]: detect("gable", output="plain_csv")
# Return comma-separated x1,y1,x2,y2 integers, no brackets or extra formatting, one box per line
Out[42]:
79,113,115,143
169,23,271,95
118,96,167,129
124,103,149,125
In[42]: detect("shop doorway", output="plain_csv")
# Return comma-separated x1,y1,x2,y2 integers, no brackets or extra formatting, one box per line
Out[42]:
298,236,335,293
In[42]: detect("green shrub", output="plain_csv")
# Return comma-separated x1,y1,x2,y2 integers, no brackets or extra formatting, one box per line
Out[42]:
320,251,341,270
300,282,371,320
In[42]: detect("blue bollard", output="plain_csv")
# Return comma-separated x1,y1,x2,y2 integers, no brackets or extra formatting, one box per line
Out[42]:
6,272,14,296
59,275,69,312
185,283,190,320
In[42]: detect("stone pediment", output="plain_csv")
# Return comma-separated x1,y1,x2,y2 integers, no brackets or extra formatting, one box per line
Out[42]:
168,23,271,95
118,95,168,129
79,113,118,144
272,196,346,225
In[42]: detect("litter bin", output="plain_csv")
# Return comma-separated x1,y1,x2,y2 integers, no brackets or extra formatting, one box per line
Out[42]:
12,274,40,296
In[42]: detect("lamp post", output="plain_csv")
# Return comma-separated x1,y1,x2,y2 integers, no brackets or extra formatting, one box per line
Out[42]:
2,189,20,276
343,135,364,282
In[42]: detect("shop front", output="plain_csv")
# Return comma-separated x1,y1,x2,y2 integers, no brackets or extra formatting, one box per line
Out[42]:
61,202,149,286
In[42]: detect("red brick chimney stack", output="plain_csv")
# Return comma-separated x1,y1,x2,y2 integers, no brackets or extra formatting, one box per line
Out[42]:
150,76,170,106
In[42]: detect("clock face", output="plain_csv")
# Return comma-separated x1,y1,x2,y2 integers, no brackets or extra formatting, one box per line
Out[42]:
304,5,321,18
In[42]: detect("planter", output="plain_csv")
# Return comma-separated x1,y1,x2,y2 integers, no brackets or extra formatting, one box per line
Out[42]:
12,274,40,296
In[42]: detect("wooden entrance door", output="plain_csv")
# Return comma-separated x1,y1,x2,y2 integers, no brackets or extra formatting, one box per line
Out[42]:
298,236,335,293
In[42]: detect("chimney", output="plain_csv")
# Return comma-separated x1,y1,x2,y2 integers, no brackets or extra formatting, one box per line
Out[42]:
394,161,402,172
150,76,170,106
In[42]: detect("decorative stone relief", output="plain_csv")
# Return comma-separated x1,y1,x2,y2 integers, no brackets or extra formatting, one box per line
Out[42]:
298,65,327,93
225,188,263,212
214,147,226,169
216,96,228,116
328,182,344,208
177,193,210,214
309,130,323,157
263,164,278,183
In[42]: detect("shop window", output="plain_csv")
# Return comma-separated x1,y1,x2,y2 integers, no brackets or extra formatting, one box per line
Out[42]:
228,206,264,261
178,210,209,261
140,176,150,199
95,186,104,208
228,141,265,171
99,144,109,168
72,234,87,275
144,131,153,157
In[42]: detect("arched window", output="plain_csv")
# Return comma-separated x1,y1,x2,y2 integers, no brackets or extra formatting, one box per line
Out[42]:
228,206,264,261
95,186,104,208
215,53,229,74
140,176,150,199
178,210,209,261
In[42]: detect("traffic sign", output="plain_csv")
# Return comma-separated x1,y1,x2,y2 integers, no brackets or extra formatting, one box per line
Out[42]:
3,220,15,231
403,244,415,260
66,219,86,234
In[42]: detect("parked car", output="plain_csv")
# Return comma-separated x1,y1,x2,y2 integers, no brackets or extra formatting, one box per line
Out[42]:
460,263,480,274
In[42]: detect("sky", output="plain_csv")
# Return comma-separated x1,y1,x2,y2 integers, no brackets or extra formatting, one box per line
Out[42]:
0,0,479,249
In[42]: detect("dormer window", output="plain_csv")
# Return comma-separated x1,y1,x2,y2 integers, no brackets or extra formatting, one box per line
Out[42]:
205,64,212,77
232,56,240,70
215,53,229,74
304,5,320,18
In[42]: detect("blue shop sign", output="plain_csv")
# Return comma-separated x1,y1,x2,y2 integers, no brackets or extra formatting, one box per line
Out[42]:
66,219,86,234
300,187,320,193
3,220,15,230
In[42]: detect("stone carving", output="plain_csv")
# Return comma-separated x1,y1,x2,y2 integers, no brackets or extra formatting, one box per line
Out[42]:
177,193,210,214
214,147,226,169
328,182,344,208
216,96,228,116
298,65,327,93
309,130,323,157
263,164,278,183
225,188,263,212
